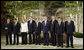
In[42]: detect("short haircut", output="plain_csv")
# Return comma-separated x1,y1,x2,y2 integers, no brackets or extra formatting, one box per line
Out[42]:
36,17,39,20
68,16,70,17
51,15,55,17
7,18,10,20
30,16,32,17
44,15,47,17
14,18,17,20
58,17,61,19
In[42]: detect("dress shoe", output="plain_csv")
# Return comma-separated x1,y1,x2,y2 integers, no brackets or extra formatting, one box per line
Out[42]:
6,44,8,45
66,46,69,48
71,46,74,48
17,44,19,45
61,46,63,48
57,45,60,47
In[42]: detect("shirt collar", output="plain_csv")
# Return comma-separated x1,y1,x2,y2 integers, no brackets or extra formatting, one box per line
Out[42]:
7,21,10,23
52,19,55,21
15,22,17,24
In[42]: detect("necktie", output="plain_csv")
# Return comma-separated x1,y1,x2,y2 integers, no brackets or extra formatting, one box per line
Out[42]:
7,22,9,24
68,21,70,25
59,22,61,26
14,24,16,26
52,21,53,24
14,22,17,26
45,21,46,26
30,20,32,24
37,23,38,27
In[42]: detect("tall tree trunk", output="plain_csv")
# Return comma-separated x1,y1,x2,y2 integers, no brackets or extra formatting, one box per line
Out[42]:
75,14,78,32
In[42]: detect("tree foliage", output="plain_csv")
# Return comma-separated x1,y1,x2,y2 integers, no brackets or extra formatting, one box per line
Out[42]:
2,1,83,21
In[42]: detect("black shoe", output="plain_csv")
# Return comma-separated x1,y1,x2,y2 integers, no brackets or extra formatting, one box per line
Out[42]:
47,45,48,46
71,46,74,48
25,44,27,45
66,46,69,48
59,45,61,46
17,44,19,45
6,44,8,45
57,45,59,47
21,43,24,45
61,46,63,48
29,44,31,45
53,44,56,46
43,44,46,46
46,44,49,46
29,43,31,44
33,42,35,44
39,43,40,45
10,43,12,45
35,43,38,45
13,43,15,45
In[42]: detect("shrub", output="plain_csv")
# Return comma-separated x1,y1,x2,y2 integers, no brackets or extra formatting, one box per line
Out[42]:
74,32,83,38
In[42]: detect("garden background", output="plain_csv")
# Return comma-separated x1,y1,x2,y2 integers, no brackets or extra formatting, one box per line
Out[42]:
1,1,83,49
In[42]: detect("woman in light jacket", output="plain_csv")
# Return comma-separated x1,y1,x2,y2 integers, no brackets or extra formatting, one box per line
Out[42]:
20,19,28,45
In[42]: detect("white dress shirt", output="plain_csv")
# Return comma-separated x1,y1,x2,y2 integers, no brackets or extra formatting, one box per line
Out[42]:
30,20,32,24
37,22,38,27
20,22,28,32
68,21,71,25
52,19,55,24
58,21,61,26
14,22,17,26
45,20,47,26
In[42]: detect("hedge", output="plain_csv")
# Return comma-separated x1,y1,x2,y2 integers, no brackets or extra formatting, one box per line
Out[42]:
74,32,83,38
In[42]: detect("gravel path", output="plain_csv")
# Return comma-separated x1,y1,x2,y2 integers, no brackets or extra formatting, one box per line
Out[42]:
1,35,83,49
73,36,83,45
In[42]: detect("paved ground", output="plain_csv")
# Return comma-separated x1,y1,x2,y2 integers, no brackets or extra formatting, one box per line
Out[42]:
1,44,83,49
1,34,83,49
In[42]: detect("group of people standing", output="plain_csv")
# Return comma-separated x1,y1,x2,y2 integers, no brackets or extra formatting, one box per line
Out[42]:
4,15,75,48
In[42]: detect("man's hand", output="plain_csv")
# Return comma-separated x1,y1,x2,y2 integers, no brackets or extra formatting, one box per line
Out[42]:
48,31,51,34
5,27,8,30
73,32,75,34
41,31,43,38
33,32,35,34
41,31,43,33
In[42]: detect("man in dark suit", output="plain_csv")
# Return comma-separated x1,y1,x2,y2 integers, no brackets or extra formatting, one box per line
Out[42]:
35,18,42,45
41,16,50,46
4,18,13,45
13,18,21,45
65,16,75,48
28,17,36,44
50,15,57,46
56,17,64,48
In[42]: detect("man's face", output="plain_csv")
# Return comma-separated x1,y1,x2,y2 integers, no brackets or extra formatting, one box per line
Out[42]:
7,19,10,22
42,17,45,21
22,20,25,23
44,16,47,20
36,18,39,22
14,20,17,23
51,16,55,19
58,18,61,22
68,17,71,21
30,17,32,20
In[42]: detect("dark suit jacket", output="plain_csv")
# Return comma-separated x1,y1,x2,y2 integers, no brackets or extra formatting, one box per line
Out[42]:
42,21,50,33
28,20,35,33
4,22,13,33
50,20,57,33
35,22,42,35
65,21,75,35
55,21,64,35
13,22,21,33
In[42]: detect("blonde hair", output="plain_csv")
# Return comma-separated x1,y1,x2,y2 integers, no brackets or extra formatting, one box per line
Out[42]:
22,19,26,23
